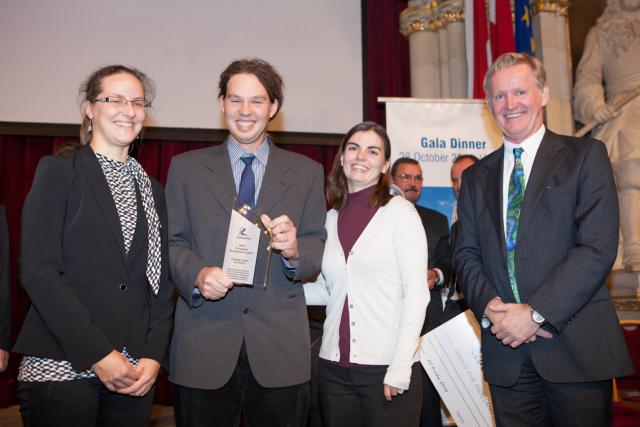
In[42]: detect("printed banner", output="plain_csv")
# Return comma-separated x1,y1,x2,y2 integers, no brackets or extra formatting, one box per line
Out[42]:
382,98,503,223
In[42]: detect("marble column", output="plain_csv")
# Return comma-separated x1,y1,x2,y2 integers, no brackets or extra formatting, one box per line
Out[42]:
401,2,442,98
532,0,574,135
400,0,467,99
445,3,467,98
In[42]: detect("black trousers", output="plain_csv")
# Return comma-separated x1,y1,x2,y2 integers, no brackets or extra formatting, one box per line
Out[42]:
18,377,155,427
489,347,612,427
173,343,310,427
419,367,443,427
318,359,422,427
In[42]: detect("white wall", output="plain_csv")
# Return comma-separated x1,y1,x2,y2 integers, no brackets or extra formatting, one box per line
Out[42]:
0,0,363,134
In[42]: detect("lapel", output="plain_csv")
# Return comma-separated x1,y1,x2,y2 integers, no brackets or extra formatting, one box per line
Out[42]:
480,149,508,260
517,130,566,242
79,145,127,265
256,142,292,215
203,144,236,217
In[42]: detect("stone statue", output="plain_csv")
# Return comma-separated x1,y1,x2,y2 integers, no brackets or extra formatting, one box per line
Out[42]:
573,0,640,271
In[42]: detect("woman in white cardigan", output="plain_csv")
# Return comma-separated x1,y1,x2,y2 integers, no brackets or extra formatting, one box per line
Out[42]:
304,121,429,426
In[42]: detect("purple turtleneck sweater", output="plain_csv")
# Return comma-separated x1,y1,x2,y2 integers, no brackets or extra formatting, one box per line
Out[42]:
336,185,379,367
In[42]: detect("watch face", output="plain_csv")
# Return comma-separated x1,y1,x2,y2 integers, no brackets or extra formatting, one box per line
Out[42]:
532,310,545,324
481,317,491,329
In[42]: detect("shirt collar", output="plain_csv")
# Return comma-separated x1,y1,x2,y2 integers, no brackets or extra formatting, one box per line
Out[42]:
226,136,270,166
503,125,546,158
95,151,130,173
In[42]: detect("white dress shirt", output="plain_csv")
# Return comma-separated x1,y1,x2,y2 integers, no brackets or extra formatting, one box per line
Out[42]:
502,125,546,235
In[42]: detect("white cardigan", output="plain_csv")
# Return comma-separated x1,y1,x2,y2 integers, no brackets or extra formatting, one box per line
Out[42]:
304,196,429,390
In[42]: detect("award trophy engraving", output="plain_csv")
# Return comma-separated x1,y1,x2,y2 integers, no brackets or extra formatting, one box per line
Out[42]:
222,199,272,288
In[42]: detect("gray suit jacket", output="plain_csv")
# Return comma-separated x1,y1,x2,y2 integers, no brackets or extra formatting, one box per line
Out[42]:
454,130,633,387
166,141,326,389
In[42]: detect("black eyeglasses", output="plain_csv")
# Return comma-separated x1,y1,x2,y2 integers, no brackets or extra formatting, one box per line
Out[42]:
394,173,423,183
93,96,150,110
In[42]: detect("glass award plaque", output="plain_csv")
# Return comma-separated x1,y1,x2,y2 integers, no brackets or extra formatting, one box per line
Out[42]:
222,199,272,289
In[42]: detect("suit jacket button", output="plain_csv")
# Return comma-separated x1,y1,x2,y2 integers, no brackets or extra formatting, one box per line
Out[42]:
243,308,250,314
119,283,127,291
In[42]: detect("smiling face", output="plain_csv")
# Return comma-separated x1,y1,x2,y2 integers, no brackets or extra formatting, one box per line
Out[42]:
487,63,549,144
392,162,423,203
85,72,146,158
341,130,390,193
219,73,278,152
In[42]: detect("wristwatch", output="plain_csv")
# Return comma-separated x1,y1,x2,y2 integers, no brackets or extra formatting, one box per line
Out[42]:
481,316,491,329
528,306,546,325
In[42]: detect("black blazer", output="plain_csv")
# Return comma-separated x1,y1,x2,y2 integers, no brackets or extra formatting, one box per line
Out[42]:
14,145,174,371
415,205,452,334
0,205,10,351
454,130,633,386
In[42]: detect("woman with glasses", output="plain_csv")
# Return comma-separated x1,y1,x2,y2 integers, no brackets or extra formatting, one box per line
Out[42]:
304,121,429,426
14,65,174,426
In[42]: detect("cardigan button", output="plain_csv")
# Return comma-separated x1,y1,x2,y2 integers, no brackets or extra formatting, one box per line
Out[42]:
119,283,127,291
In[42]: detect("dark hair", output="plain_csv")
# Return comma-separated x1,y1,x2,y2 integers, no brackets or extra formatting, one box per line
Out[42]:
390,157,420,177
78,65,155,145
327,121,392,210
218,58,284,120
452,154,479,166
483,52,547,98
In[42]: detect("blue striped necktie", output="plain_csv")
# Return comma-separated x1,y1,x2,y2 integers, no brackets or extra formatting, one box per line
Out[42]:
238,155,256,209
506,147,525,303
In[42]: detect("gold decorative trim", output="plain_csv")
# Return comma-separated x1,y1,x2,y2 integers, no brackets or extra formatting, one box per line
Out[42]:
400,2,465,37
531,0,570,17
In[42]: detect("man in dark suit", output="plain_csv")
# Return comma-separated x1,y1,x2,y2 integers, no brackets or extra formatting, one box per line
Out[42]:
391,158,451,427
0,204,10,372
166,59,327,427
454,52,633,426
445,155,478,317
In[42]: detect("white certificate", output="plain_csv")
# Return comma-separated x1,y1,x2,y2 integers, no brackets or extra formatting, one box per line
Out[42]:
222,209,261,285
420,310,495,427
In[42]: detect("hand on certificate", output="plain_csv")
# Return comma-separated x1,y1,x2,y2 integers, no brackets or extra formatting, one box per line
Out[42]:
384,384,405,401
488,303,552,348
196,266,233,300
261,214,299,265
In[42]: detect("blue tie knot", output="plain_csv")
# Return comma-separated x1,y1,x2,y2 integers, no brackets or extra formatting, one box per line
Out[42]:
238,155,256,209
241,155,255,166
513,147,524,160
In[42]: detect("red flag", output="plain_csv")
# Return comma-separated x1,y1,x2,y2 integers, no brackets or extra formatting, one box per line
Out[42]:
490,0,515,59
465,0,491,98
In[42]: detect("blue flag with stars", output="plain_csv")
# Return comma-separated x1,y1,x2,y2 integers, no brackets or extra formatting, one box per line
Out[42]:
515,0,535,54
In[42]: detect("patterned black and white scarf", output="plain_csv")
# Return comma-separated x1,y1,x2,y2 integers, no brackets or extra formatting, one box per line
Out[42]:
96,153,161,295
